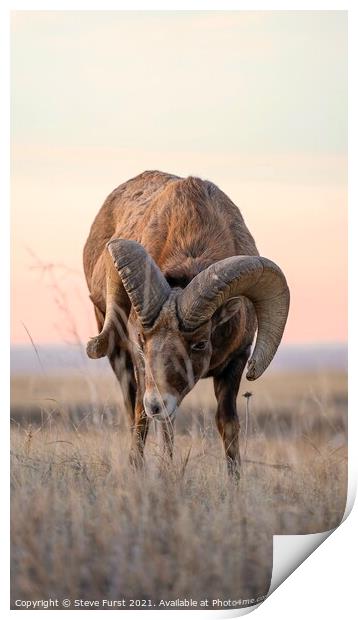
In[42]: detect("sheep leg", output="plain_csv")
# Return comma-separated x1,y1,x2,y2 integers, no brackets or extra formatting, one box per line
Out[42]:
129,400,151,467
108,348,136,427
213,348,250,477
94,299,136,426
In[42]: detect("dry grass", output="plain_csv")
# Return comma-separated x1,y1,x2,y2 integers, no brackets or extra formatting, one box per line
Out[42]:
10,370,347,609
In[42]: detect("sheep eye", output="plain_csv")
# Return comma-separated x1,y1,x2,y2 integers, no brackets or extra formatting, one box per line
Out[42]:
191,341,208,351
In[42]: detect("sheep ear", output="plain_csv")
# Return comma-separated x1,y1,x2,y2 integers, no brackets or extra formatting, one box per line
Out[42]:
212,297,243,330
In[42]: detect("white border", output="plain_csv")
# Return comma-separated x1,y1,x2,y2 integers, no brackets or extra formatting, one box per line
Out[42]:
2,2,355,619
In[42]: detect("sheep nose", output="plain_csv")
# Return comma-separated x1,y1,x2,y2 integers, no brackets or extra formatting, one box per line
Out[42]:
143,393,163,418
143,391,178,419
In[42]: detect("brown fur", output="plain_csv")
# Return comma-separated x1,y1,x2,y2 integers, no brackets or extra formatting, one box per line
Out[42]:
83,171,259,474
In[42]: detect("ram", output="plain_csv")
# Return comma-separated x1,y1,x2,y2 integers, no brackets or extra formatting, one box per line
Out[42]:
83,171,290,475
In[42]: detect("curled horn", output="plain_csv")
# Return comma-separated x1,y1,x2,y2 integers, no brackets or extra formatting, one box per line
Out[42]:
177,256,290,380
107,239,171,329
87,239,170,359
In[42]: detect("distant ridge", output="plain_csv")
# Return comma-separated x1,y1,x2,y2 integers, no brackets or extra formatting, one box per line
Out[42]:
10,343,348,375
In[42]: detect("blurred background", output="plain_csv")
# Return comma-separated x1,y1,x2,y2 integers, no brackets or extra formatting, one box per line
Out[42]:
10,8,348,453
11,11,347,352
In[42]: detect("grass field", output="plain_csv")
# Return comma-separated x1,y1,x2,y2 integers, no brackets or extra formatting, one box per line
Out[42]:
10,369,347,609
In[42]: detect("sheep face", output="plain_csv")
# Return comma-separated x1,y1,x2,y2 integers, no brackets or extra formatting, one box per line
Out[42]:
130,294,212,420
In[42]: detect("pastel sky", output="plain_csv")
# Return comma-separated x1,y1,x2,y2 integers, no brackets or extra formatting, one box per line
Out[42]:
11,11,347,345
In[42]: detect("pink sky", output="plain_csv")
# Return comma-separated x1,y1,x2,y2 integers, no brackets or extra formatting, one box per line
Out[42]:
11,12,347,346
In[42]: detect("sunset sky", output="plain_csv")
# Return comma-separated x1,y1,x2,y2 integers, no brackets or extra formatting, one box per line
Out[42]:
11,11,347,345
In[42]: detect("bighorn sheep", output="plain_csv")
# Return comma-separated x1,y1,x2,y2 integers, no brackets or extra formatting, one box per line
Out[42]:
83,171,289,474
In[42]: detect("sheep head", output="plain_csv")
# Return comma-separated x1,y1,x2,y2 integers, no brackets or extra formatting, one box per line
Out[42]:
87,239,290,420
